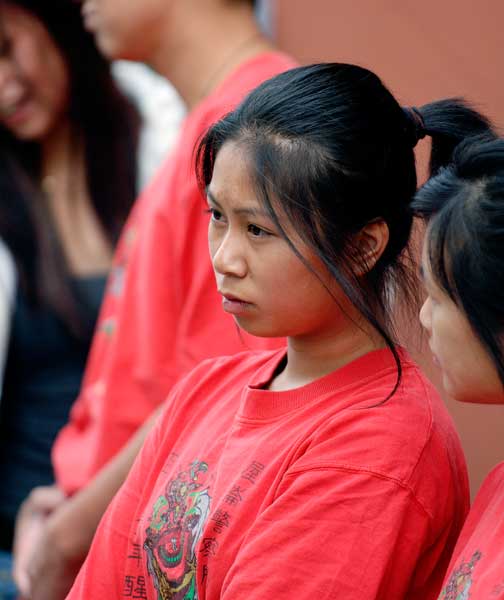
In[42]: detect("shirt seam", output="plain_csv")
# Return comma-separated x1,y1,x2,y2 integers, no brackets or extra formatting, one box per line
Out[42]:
401,368,434,487
283,463,434,520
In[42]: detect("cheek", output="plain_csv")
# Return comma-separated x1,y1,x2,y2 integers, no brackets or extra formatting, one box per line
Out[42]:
433,312,502,402
430,312,462,373
26,42,68,115
207,226,221,265
46,46,69,99
267,262,336,321
14,45,39,87
44,72,68,117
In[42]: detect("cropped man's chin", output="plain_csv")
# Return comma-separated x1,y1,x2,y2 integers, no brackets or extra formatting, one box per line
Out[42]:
95,35,124,61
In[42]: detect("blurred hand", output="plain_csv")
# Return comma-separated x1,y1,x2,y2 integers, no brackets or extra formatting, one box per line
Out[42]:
10,410,156,599
21,516,85,599
12,484,88,600
12,485,66,597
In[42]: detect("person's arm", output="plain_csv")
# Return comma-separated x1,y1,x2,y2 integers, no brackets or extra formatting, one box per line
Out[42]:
13,404,163,600
64,390,175,600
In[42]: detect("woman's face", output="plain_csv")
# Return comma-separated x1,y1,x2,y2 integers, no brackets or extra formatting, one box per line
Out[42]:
419,239,504,404
0,3,70,141
207,141,350,341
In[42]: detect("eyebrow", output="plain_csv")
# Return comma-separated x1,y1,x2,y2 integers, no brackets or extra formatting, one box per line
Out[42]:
206,189,271,219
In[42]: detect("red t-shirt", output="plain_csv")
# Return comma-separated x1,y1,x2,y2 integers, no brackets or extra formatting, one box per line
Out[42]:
67,348,469,600
437,462,504,599
52,52,296,495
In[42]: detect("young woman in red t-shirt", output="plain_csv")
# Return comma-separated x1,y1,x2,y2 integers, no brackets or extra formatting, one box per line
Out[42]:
67,64,493,600
415,136,504,599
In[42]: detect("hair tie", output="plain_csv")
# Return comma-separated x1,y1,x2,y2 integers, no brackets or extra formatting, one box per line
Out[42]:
402,106,426,147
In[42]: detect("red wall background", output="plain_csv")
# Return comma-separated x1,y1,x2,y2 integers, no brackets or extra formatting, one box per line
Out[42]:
272,0,504,497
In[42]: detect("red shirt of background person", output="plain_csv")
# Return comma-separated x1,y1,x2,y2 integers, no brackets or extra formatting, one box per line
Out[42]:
54,0,292,496
12,2,295,599
67,63,491,599
52,50,294,495
414,136,504,599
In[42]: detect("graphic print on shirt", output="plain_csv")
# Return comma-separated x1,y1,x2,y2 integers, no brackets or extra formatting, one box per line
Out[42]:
98,225,137,338
144,460,211,600
109,226,137,298
438,550,482,600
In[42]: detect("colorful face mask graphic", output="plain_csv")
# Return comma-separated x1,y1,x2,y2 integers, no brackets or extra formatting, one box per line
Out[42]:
144,460,211,600
439,550,482,600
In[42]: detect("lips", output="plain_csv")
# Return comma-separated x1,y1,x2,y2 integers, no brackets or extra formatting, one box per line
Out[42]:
0,95,32,127
0,83,28,120
221,292,247,303
219,291,252,315
0,103,18,118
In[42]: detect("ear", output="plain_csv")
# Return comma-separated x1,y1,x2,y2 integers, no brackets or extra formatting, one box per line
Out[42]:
353,219,390,276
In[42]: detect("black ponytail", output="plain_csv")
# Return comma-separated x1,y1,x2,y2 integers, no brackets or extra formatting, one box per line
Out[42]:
412,99,495,176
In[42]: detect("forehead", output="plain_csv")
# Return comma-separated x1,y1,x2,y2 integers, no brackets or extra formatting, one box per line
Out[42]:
421,222,441,278
1,3,36,30
420,246,441,303
0,3,51,51
421,225,460,307
209,142,257,198
420,234,432,274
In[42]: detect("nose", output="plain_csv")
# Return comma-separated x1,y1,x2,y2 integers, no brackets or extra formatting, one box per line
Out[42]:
419,296,432,333
210,229,247,279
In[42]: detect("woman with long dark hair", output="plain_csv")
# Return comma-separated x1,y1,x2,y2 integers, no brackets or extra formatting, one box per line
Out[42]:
67,64,492,600
415,136,504,599
0,0,139,553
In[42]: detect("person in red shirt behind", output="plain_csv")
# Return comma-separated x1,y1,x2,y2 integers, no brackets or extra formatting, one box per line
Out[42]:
12,1,295,598
67,65,493,600
414,136,504,599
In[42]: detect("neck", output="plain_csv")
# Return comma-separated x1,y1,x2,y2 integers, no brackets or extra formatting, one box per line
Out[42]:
149,5,275,110
40,117,78,181
40,117,87,213
270,319,387,392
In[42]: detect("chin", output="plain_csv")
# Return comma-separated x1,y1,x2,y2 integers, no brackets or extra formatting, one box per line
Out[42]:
441,363,504,404
95,34,122,60
11,122,49,142
235,318,282,339
445,384,503,405
100,37,146,63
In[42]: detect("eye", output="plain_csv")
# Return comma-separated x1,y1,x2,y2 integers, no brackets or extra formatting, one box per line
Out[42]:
247,223,269,238
205,207,225,223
